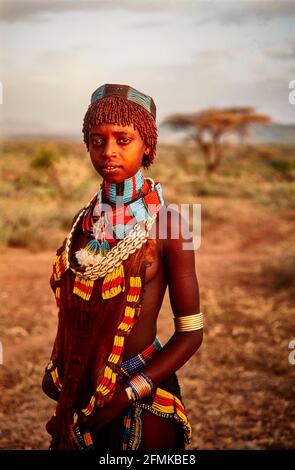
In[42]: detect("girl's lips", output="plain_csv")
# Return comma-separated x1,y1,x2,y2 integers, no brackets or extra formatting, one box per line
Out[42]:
101,166,121,174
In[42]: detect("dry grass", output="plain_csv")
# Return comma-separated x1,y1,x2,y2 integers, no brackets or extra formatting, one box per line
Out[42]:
1,140,295,250
0,139,294,449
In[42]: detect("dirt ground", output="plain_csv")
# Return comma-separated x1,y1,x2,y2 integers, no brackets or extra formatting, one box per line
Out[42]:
0,196,294,449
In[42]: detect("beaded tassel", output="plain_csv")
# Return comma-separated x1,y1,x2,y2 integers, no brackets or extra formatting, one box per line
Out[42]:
73,216,111,301
122,407,133,450
122,405,143,450
51,367,62,391
52,248,68,282
55,287,60,308
84,238,101,254
85,216,111,256
101,264,125,299
127,276,141,302
82,277,141,413
81,395,96,417
70,424,95,450
83,429,95,449
117,306,136,334
73,275,94,301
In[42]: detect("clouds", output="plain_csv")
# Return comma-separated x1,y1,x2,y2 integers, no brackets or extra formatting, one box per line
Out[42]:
0,0,185,23
1,1,105,23
3,0,295,24
1,0,294,138
264,38,295,61
209,0,295,24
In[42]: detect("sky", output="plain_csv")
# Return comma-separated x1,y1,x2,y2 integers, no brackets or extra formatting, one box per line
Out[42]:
0,0,295,138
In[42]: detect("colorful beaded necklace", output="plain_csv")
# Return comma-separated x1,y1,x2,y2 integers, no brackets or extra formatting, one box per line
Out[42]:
77,169,164,264
72,170,165,301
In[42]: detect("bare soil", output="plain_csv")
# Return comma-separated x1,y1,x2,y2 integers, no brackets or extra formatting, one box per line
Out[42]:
0,197,294,449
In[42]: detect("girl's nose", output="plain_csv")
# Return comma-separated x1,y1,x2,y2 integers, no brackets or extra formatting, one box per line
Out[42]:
102,139,117,157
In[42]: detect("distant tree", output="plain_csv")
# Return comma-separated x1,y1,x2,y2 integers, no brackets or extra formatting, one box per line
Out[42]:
163,107,271,175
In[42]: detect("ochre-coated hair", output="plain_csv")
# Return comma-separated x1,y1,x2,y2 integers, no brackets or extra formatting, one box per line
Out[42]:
82,96,157,168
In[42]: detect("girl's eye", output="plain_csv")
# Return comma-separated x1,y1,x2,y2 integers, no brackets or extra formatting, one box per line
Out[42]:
118,137,131,144
92,138,104,146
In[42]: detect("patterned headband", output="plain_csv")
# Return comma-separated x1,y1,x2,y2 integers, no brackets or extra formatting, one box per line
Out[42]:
90,83,156,119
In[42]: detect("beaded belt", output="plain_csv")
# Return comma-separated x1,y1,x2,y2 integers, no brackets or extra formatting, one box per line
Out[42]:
121,337,162,378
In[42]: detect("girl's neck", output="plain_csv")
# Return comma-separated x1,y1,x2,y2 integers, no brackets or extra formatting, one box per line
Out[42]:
102,168,145,204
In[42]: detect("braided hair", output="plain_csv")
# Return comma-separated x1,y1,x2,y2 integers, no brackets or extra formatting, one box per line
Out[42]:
82,96,157,168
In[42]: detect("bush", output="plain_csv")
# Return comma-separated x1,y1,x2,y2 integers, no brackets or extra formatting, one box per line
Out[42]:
0,200,66,250
269,158,294,180
261,251,295,293
30,144,61,170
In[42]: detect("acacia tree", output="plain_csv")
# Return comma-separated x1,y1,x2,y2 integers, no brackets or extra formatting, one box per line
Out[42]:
163,107,270,175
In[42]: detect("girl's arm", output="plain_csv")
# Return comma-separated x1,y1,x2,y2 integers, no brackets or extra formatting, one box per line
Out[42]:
137,207,202,386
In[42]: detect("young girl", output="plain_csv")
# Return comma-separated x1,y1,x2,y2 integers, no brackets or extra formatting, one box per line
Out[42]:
42,83,203,450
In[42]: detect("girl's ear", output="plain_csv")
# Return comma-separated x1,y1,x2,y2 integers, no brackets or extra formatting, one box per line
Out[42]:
142,147,151,168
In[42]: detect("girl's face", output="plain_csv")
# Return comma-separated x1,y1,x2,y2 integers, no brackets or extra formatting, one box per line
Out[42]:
88,123,149,183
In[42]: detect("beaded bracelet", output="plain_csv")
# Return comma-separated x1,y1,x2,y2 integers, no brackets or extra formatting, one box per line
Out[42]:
128,381,141,401
140,372,154,392
126,372,154,400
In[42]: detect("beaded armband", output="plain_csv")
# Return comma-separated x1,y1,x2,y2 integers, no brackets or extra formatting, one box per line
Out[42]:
174,312,204,332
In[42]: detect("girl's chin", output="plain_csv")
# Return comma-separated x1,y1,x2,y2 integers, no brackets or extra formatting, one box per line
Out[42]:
97,168,139,183
99,173,125,184
96,167,120,180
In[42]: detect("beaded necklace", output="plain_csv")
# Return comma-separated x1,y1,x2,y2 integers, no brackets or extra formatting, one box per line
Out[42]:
103,168,145,204
81,169,148,256
76,170,164,269
65,172,165,301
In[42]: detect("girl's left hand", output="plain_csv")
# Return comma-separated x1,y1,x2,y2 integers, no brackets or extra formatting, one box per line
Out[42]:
80,385,132,431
